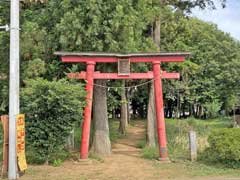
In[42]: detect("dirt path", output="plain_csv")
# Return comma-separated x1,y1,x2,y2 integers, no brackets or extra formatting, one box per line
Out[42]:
19,121,240,180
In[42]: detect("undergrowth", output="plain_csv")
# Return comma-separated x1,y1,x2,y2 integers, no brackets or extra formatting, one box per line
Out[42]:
139,117,232,161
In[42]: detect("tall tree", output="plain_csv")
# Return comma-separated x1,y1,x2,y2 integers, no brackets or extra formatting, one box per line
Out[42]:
146,0,161,146
161,12,240,118
92,80,111,155
56,0,156,154
119,80,128,135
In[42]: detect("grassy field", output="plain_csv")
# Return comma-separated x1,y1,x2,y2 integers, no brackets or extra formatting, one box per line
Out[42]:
166,117,232,160
135,117,240,178
139,117,233,160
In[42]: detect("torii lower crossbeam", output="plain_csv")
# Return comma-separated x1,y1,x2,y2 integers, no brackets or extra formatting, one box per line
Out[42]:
67,71,180,80
56,51,189,162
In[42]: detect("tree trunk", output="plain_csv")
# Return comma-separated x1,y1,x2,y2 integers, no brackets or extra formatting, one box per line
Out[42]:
146,13,161,146
127,101,131,123
176,94,181,118
119,80,128,135
169,99,174,118
126,88,131,124
91,80,111,155
153,17,161,47
112,108,115,119
146,84,156,147
196,105,201,118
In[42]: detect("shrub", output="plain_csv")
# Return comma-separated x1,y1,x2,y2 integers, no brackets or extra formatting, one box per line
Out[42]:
204,100,222,119
21,78,86,163
204,128,240,168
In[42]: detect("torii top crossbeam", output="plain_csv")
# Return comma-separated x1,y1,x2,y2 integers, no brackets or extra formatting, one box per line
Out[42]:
56,51,190,161
55,51,190,63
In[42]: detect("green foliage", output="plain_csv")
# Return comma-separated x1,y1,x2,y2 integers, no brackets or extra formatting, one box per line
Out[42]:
0,29,9,115
204,128,240,168
136,140,146,149
0,81,8,114
21,21,47,61
166,118,231,159
52,159,63,167
204,100,222,118
141,146,159,160
109,119,125,142
165,0,226,13
161,13,240,117
21,78,86,163
0,0,238,118
22,58,46,79
139,118,231,160
57,0,157,53
224,94,239,113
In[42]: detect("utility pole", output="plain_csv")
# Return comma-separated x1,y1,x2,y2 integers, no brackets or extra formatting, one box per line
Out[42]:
9,0,20,179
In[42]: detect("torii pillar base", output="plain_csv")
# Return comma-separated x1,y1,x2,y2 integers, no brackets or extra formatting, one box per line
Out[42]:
158,158,171,163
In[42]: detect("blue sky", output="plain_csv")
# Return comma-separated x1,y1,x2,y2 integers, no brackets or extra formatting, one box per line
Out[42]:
192,0,240,41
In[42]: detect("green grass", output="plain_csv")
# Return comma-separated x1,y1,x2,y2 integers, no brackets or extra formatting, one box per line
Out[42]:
141,146,159,159
136,139,146,149
166,117,232,160
138,117,240,178
109,119,126,142
139,117,232,161
153,161,240,178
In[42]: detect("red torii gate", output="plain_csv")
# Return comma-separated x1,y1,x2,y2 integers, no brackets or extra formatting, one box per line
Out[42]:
56,52,189,161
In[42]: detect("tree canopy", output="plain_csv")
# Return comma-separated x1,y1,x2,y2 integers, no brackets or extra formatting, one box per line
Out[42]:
0,0,239,118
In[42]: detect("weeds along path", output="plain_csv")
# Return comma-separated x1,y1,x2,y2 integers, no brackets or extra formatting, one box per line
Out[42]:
20,120,240,180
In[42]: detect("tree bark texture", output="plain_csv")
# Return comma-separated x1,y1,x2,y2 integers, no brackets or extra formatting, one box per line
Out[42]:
119,80,128,135
146,14,161,146
147,84,156,147
91,80,111,155
153,17,161,47
126,87,131,124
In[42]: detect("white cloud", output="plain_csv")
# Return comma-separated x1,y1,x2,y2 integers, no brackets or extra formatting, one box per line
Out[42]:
192,0,240,40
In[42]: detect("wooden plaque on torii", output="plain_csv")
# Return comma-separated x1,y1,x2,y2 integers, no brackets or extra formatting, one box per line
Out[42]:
56,51,190,161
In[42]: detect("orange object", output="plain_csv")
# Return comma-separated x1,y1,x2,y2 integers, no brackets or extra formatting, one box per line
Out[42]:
16,114,27,171
1,115,9,178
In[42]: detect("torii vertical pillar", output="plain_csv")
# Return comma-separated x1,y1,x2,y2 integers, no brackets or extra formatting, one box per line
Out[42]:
56,51,190,160
80,61,95,159
153,61,168,161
